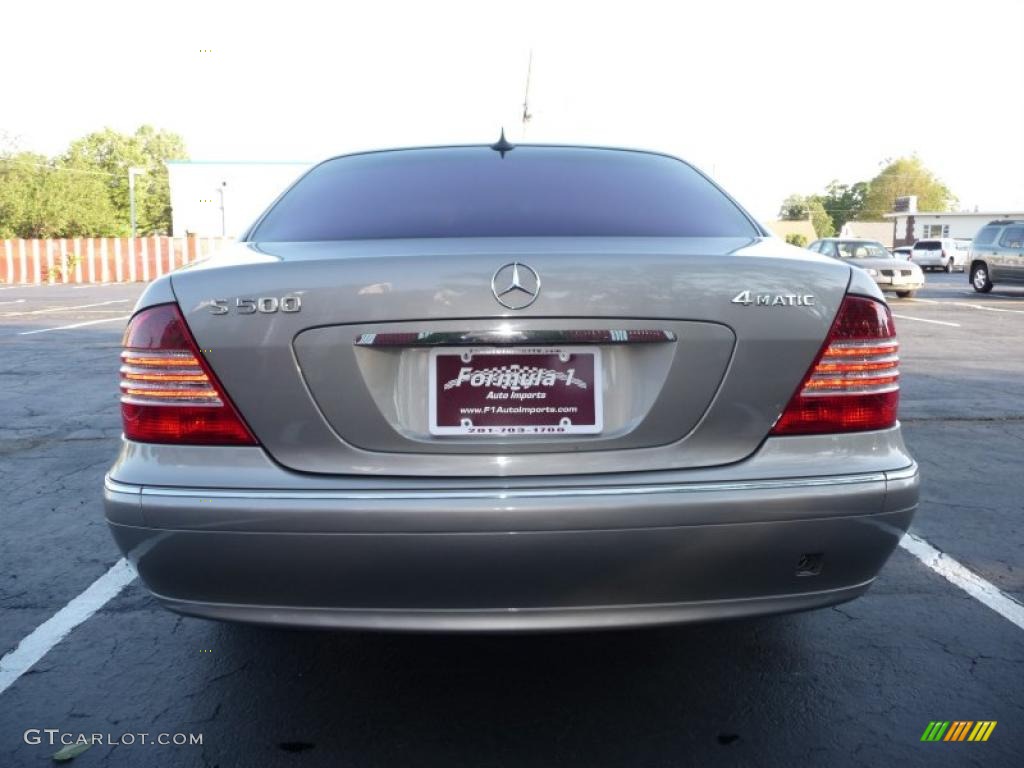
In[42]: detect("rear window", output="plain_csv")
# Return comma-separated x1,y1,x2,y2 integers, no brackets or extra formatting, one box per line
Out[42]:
914,241,941,250
249,146,759,241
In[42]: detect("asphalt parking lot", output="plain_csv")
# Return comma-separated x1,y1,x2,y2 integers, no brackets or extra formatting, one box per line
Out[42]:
0,273,1022,767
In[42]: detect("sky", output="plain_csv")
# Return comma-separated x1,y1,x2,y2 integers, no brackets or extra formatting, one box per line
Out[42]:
3,0,1023,220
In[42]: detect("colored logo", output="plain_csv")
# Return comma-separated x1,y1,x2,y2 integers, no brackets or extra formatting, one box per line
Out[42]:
920,721,996,742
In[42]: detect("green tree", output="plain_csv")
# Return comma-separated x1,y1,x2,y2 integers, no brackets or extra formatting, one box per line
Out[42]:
62,125,188,234
819,180,868,232
0,152,120,238
778,194,834,238
859,157,956,220
785,233,808,247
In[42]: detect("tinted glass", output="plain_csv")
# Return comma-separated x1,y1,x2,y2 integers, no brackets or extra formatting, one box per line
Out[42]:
819,241,837,256
999,226,1024,248
250,147,759,241
973,226,999,246
915,241,941,250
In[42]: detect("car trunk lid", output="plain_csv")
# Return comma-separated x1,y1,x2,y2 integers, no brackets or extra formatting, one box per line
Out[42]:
169,237,851,477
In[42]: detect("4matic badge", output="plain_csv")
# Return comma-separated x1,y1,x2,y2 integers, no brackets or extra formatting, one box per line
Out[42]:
731,290,816,307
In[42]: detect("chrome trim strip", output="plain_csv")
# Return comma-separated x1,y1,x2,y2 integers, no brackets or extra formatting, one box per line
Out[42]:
830,340,899,350
801,383,900,396
819,354,899,366
884,464,919,482
104,476,142,495
107,472,887,502
354,329,677,347
810,370,899,381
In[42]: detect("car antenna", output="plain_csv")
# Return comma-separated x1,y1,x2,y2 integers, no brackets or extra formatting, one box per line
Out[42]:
491,128,514,158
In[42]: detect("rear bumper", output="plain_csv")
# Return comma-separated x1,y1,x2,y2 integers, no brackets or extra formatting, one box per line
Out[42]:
874,276,924,291
151,581,876,632
104,453,919,631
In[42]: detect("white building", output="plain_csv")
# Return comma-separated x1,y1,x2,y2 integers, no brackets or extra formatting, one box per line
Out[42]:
166,161,313,237
838,221,893,248
885,209,1024,246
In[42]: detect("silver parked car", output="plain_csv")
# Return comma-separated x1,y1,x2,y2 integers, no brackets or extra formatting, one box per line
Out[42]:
968,219,1024,293
104,144,919,632
808,238,925,298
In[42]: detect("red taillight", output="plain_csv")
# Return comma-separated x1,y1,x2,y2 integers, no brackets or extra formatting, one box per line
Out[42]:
771,296,899,435
119,304,257,445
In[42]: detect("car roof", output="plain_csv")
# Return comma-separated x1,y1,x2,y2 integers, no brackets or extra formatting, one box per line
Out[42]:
319,142,694,166
817,238,886,245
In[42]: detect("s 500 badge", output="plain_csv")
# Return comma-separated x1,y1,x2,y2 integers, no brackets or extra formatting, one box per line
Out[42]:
209,296,302,315
731,290,815,307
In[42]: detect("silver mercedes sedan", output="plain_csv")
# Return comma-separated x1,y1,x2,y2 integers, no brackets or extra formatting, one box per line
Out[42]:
104,143,919,632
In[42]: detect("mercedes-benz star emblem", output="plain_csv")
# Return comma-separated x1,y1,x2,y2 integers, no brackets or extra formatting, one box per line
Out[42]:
491,262,541,310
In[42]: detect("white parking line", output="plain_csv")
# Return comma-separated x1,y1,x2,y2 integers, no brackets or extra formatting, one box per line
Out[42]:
958,290,1024,301
0,299,26,306
0,559,137,695
903,297,939,304
891,314,961,327
17,315,131,335
2,299,130,317
900,532,1024,632
950,301,1024,315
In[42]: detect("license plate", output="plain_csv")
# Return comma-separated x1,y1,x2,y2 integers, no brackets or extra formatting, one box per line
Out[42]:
428,347,603,436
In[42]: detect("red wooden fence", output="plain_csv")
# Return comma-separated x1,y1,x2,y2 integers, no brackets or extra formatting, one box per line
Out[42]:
0,236,233,285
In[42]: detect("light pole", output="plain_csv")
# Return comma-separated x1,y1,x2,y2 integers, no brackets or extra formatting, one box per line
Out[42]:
216,181,227,237
128,167,147,237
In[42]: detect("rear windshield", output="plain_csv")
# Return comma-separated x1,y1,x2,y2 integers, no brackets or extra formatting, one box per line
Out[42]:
248,146,760,241
915,241,941,250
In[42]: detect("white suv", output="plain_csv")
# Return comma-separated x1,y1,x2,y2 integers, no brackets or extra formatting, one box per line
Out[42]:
911,238,969,272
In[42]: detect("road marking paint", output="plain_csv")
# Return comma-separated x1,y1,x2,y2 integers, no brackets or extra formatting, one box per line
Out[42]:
17,315,131,335
958,290,1024,302
891,314,961,327
903,297,939,304
0,299,26,306
2,299,130,317
950,301,1024,315
900,532,1024,632
72,282,113,289
0,559,137,695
